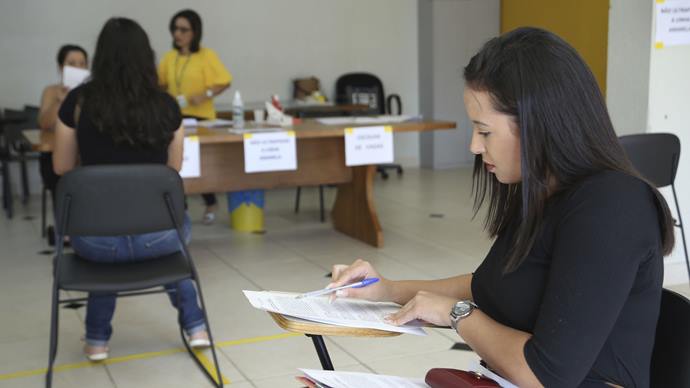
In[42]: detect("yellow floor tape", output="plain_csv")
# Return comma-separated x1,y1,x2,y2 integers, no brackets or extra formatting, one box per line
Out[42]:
0,332,299,382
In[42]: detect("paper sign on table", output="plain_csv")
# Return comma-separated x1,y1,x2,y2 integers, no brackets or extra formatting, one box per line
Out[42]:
243,131,297,173
179,136,200,178
344,125,394,166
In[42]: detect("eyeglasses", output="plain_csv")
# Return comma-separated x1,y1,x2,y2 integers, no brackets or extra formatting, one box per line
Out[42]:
173,26,191,33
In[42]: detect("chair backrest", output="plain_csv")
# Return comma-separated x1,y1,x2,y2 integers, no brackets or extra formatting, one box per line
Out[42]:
650,288,690,388
335,72,386,115
55,164,186,237
619,133,680,188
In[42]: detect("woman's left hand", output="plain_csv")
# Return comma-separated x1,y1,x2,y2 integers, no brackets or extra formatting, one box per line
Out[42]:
384,291,458,327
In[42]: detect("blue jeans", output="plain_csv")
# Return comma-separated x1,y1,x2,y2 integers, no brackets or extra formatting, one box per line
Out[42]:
71,214,206,346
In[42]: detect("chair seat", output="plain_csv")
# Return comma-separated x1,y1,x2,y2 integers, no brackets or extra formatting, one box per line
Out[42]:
57,251,193,293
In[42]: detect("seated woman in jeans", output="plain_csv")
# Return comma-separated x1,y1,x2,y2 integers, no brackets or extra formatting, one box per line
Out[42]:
53,17,209,362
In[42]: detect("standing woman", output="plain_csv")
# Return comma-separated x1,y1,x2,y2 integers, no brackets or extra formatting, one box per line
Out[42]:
53,17,210,361
159,9,232,224
38,44,88,206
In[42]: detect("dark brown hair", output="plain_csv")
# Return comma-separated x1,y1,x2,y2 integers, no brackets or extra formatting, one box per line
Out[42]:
464,27,675,272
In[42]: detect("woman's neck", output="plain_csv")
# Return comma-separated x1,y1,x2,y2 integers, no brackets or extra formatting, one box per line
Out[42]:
179,46,190,55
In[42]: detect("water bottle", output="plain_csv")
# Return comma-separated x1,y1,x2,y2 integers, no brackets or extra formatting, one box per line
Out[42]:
233,90,244,128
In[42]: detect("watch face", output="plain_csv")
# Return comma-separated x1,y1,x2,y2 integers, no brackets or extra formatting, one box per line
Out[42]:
453,302,471,317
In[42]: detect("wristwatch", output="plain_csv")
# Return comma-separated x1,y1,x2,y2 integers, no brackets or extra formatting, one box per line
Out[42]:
205,89,214,98
450,300,477,331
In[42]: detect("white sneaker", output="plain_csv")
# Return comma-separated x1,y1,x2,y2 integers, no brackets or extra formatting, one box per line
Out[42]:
189,331,211,348
202,212,216,225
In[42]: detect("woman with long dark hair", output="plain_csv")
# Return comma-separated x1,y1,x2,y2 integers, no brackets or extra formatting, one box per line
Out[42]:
327,27,674,387
159,9,232,224
53,17,210,361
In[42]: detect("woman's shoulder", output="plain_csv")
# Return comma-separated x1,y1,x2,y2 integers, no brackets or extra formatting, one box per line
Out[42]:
560,170,656,215
160,49,177,63
196,47,220,59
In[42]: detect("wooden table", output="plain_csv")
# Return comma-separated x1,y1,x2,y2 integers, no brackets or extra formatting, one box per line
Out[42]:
28,119,455,247
269,312,401,370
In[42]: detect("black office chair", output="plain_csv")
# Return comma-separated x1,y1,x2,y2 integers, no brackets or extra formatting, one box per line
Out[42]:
619,133,689,283
0,108,28,219
335,72,403,180
47,165,223,387
651,288,690,387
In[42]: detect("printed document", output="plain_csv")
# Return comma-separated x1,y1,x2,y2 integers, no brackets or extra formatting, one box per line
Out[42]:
299,369,429,388
243,290,426,335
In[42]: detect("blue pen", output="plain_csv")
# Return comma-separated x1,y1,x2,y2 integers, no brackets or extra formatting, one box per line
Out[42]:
295,278,380,299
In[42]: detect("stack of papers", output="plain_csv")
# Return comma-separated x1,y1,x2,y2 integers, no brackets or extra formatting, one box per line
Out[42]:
198,118,234,127
299,369,429,388
316,115,419,126
243,290,427,336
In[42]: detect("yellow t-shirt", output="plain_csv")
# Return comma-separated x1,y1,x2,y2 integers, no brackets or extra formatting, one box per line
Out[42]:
158,47,232,119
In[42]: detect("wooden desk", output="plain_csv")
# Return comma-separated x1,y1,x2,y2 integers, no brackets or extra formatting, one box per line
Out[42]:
29,119,455,247
269,312,401,370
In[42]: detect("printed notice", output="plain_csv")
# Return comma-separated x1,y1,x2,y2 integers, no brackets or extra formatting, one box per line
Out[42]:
655,0,690,48
243,131,297,173
344,126,394,166
180,136,200,178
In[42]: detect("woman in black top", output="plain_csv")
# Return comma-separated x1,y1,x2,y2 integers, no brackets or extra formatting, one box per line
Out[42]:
53,18,210,361
328,28,675,387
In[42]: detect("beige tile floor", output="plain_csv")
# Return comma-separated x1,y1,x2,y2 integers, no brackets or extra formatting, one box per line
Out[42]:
0,167,687,387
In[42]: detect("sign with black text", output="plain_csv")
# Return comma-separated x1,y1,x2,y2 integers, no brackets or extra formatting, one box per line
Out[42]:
243,131,297,173
344,126,394,166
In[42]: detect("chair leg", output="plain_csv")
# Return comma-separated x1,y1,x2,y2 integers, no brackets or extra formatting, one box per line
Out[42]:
671,185,690,283
20,152,29,205
307,334,334,370
46,286,60,388
2,159,12,219
179,280,223,387
294,187,301,213
319,185,325,223
42,186,47,238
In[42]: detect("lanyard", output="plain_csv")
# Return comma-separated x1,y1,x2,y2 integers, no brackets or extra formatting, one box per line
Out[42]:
174,52,191,93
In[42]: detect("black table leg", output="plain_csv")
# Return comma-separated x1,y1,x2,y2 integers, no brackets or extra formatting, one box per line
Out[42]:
307,334,334,370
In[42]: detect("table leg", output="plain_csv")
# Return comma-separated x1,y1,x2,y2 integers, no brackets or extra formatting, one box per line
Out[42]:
331,165,383,247
307,334,334,370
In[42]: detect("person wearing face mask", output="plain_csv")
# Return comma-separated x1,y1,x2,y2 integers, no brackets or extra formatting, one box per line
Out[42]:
158,9,232,225
327,28,675,388
38,44,88,204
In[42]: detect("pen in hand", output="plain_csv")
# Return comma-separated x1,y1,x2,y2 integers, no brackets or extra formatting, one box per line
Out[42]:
295,278,380,299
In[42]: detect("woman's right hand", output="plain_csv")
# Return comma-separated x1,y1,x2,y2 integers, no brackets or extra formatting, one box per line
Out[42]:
328,259,392,303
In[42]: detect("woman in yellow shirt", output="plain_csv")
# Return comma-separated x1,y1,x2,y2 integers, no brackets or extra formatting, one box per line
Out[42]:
159,9,231,223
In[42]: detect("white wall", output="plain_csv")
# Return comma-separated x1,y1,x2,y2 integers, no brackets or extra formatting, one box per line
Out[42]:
606,0,653,136
0,0,421,171
648,2,690,285
419,0,500,170
607,0,690,285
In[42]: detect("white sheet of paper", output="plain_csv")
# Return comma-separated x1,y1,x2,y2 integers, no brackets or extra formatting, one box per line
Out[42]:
179,136,200,178
316,115,416,126
182,118,198,127
344,126,394,166
300,369,429,388
243,290,426,336
243,131,297,173
62,66,90,89
655,0,690,47
197,118,234,127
